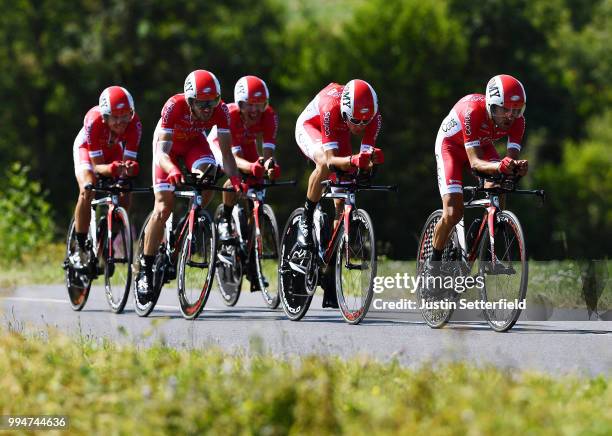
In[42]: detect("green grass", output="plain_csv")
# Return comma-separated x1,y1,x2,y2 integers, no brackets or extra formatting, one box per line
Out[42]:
0,329,610,434
0,243,65,290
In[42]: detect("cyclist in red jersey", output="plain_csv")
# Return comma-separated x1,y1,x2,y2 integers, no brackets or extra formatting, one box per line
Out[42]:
137,69,241,298
208,75,281,240
71,86,142,268
294,79,384,247
428,74,529,269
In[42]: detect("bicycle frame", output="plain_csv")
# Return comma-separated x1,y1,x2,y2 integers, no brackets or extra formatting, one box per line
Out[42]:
90,191,121,261
319,190,356,266
227,180,295,258
318,180,397,267
458,178,545,269
164,189,205,269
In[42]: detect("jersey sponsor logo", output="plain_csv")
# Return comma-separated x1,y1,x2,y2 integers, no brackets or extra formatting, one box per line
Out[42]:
323,111,331,137
441,118,458,133
464,108,472,136
162,100,176,125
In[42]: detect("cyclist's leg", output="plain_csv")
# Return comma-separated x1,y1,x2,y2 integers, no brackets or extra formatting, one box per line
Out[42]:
187,144,218,207
431,137,466,261
295,118,331,246
73,144,96,252
145,164,176,257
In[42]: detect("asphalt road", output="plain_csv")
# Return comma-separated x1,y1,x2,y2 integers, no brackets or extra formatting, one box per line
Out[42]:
1,285,611,376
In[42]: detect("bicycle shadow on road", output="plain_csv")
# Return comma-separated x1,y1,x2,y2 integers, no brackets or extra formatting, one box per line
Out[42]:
442,321,612,335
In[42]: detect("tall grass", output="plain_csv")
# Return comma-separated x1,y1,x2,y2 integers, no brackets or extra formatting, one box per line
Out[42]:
0,329,610,434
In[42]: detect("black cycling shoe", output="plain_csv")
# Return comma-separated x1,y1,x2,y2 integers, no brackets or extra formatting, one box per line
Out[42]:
217,216,236,242
296,215,313,248
136,265,155,303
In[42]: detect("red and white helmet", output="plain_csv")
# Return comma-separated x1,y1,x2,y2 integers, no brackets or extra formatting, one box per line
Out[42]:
341,79,378,124
184,69,221,102
234,75,269,106
485,74,526,117
99,86,135,119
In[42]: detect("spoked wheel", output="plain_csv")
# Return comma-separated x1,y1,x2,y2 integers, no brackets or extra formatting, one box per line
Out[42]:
102,208,133,313
214,204,242,307
133,212,165,317
64,218,93,311
254,204,281,309
177,210,217,319
279,208,314,321
335,209,376,324
478,210,527,332
416,210,460,328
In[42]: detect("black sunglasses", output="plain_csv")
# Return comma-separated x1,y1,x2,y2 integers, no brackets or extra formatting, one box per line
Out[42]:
193,97,220,110
343,113,371,126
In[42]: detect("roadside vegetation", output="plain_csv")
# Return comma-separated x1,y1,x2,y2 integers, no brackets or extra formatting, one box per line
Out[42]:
0,328,610,434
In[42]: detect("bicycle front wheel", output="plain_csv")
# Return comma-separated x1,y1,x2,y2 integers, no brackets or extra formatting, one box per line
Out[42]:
335,209,376,324
64,218,92,311
177,210,217,319
478,210,528,332
103,207,133,313
254,204,281,309
278,208,313,321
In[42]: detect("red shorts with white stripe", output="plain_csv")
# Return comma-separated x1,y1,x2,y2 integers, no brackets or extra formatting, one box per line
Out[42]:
435,137,499,196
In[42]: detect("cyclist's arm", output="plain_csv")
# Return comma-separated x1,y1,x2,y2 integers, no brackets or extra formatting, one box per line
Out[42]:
465,146,503,175
91,155,117,177
154,131,177,174
260,133,274,161
324,149,352,172
218,131,239,177
506,148,520,160
233,149,256,174
261,108,278,162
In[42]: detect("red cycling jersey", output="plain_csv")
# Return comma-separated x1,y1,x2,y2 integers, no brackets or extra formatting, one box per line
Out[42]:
209,102,278,165
73,106,142,174
152,93,230,191
296,82,382,160
435,94,525,196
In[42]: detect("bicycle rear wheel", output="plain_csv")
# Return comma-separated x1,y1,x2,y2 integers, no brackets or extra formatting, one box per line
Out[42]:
254,204,281,309
416,210,460,328
177,210,217,319
214,204,242,306
278,208,313,321
133,212,165,317
478,210,527,332
102,207,133,313
335,209,376,324
64,218,92,311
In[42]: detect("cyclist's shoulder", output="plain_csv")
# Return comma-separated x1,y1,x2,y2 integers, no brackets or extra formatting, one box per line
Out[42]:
84,106,103,126
163,93,188,111
454,94,486,111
